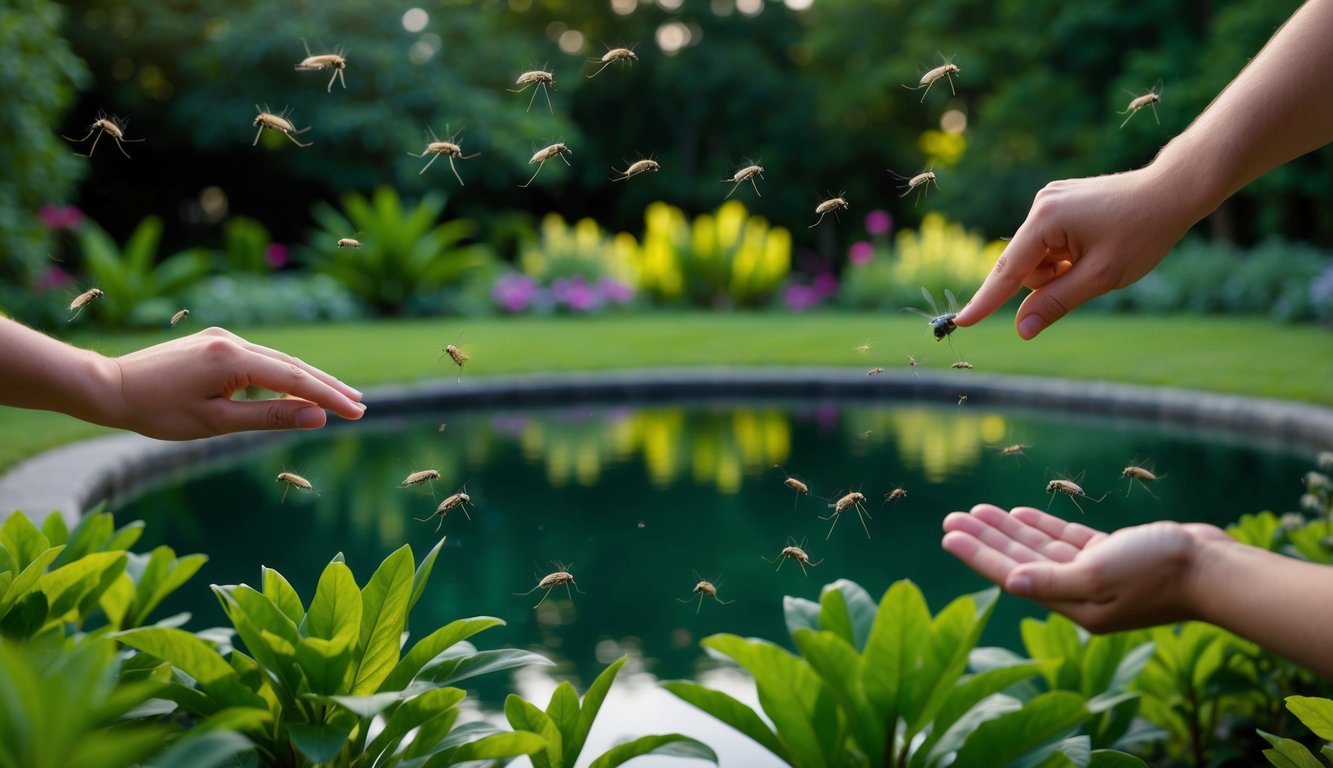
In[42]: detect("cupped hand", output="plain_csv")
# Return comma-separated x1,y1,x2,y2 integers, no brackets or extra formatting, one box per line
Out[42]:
107,326,365,440
941,504,1232,633
954,166,1198,339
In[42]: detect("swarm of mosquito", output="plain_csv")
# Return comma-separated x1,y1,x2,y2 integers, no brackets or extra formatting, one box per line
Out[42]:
253,105,312,147
64,113,144,159
515,562,584,608
409,127,480,185
294,38,347,92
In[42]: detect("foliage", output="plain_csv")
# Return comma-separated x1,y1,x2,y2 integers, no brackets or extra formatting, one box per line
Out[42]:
115,538,550,766
181,273,365,328
304,186,493,316
665,578,1146,767
1258,696,1333,767
839,212,1003,311
73,215,213,329
493,213,638,314
221,216,276,275
0,506,206,640
505,655,717,768
0,0,88,283
0,634,251,768
630,200,791,309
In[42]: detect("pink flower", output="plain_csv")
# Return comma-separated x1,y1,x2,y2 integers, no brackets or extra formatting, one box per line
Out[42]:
864,209,892,236
784,284,820,311
265,243,289,268
34,266,73,293
848,240,874,265
39,204,84,231
812,272,839,297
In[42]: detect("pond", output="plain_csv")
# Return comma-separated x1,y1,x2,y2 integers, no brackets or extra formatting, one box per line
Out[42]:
115,391,1313,699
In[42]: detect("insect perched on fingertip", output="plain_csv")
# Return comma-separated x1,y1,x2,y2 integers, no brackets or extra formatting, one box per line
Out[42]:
903,54,960,102
520,142,573,188
721,162,765,199
611,156,660,182
762,537,823,575
586,45,638,78
510,68,556,113
515,562,584,608
409,126,480,185
810,193,849,228
170,308,190,327
64,112,144,158
1118,79,1163,128
294,38,347,92
253,105,312,147
68,288,104,321
677,573,734,613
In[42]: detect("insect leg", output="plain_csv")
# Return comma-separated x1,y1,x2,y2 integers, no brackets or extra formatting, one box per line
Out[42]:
112,135,132,159
541,83,554,114
525,85,539,112
418,152,441,175
587,60,613,78
253,125,265,146
447,156,464,186
519,159,545,188
750,175,762,197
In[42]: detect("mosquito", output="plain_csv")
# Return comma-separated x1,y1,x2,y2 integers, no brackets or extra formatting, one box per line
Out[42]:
294,38,347,92
515,563,584,608
903,55,960,102
1045,471,1108,514
409,126,479,185
1119,79,1163,128
253,105,312,147
170,308,190,327
337,234,362,248
64,113,144,158
721,162,765,199
1000,443,1032,462
889,168,939,206
276,471,316,503
677,573,733,613
586,45,638,78
774,464,809,510
853,340,871,353
414,486,474,532
762,537,823,575
810,193,849,228
1122,461,1165,498
611,157,660,182
510,68,555,113
951,361,974,369
67,288,104,321
884,486,907,504
520,142,572,188
821,490,871,540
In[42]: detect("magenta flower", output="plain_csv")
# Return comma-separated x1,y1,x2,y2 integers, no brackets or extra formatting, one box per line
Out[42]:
848,240,874,265
492,272,539,313
265,243,289,268
34,265,73,293
596,277,635,305
865,209,892,236
784,283,820,311
812,271,839,297
39,204,84,231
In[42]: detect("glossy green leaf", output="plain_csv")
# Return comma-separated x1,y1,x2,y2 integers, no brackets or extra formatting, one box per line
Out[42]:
414,647,552,688
104,520,146,554
861,580,927,734
793,627,882,757
352,544,413,695
661,680,789,762
0,545,63,614
1258,729,1326,768
99,572,135,630
145,730,254,768
826,578,877,651
362,687,466,764
381,616,504,692
294,636,354,696
40,511,69,547
212,587,301,709
506,694,561,768
261,566,304,625
421,730,547,765
917,692,1024,767
57,510,114,567
301,560,362,646
783,595,821,639
1087,750,1150,767
571,655,627,763
305,690,402,719
114,627,267,710
0,511,49,571
288,721,354,763
588,734,719,768
703,634,827,768
409,536,446,615
952,691,1090,766
1286,696,1333,740
0,590,48,639
817,588,856,648
37,551,126,620
904,587,999,736
547,681,582,762
127,548,207,628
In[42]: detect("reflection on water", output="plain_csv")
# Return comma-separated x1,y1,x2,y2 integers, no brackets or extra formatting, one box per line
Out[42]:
116,397,1314,717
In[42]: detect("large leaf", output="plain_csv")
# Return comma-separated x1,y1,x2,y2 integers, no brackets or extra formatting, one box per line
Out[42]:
352,545,413,695
301,560,362,646
1286,696,1333,741
37,550,127,620
571,656,627,764
952,691,1091,766
547,681,582,765
381,616,504,692
304,691,401,719
145,731,254,768
661,680,789,762
1258,730,1326,768
861,580,930,739
783,595,821,639
903,587,999,736
506,694,562,768
114,627,267,710
409,536,446,615
587,734,719,768
793,628,883,757
0,590,48,638
262,567,304,625
294,636,354,696
362,687,466,765
413,647,552,688
125,547,208,628
912,661,1052,767
288,721,355,764
0,511,49,572
421,731,547,766
0,545,63,615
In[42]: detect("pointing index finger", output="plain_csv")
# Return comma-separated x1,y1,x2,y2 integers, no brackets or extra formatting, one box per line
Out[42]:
954,226,1043,327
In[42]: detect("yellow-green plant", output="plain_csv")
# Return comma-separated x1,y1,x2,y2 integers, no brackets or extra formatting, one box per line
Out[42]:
839,213,1003,311
520,213,639,287
631,200,790,308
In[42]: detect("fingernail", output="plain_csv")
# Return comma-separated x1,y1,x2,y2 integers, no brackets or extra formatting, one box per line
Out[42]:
1008,575,1032,597
357,402,367,412
1018,315,1044,339
297,408,323,429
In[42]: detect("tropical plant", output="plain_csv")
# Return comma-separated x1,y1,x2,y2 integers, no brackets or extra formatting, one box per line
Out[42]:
838,213,1002,312
630,200,791,309
114,538,550,766
664,578,1147,767
505,655,717,768
73,215,213,329
304,185,493,316
221,215,276,275
493,213,638,314
1258,695,1333,767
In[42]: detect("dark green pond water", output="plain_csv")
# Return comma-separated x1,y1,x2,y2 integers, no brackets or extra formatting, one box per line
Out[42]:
115,395,1314,710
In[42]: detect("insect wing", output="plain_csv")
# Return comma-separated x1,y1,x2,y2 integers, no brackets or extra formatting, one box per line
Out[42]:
920,286,941,315
902,307,936,320
944,289,958,314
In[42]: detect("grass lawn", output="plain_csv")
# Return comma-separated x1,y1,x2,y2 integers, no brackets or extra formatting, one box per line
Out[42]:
1,311,1329,471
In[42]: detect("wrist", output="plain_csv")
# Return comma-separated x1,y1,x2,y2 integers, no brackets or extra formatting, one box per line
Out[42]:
1147,135,1237,228
71,349,128,430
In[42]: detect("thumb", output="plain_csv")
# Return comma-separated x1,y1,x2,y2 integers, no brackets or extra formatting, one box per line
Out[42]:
1006,561,1099,602
218,398,328,433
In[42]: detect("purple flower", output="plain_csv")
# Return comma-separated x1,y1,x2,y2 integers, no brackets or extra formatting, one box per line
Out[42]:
848,240,874,265
265,243,289,268
492,272,539,313
784,283,820,311
34,265,73,293
865,209,892,236
39,204,84,231
812,271,839,297
596,277,634,305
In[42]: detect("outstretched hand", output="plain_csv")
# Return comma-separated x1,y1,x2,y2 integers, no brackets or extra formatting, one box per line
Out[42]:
953,167,1199,339
108,326,365,440
941,504,1231,633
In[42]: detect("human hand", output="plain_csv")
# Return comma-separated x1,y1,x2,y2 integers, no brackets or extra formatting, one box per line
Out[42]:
954,166,1201,339
104,326,365,440
941,504,1232,633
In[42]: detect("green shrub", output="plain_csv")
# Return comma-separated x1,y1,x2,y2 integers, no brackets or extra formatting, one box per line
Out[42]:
838,213,1001,312
181,273,365,328
73,215,213,330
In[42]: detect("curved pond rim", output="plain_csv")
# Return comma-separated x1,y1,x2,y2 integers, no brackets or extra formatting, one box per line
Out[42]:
3,366,1330,526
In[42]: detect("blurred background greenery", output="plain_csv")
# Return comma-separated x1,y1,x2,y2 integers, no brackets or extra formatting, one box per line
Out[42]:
3,0,1330,331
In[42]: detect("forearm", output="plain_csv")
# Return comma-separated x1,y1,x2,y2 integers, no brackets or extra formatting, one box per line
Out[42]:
0,317,120,426
1190,537,1333,679
1152,0,1333,222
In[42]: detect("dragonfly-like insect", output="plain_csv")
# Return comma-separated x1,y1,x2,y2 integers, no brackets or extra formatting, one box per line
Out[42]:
903,287,960,341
